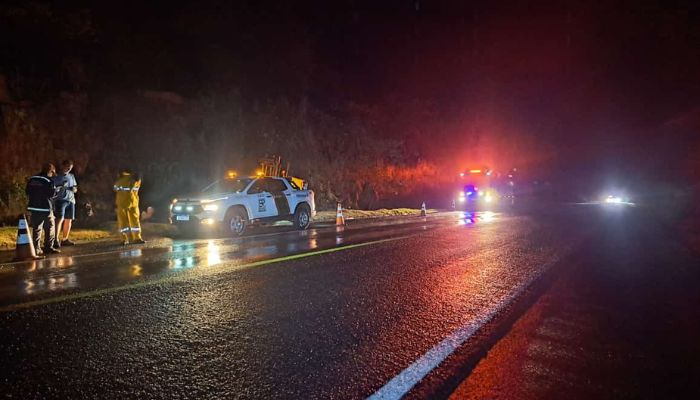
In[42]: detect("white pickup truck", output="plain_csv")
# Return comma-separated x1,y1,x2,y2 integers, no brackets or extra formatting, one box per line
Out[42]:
170,176,315,236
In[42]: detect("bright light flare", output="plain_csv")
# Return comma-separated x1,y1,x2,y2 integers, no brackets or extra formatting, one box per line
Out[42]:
604,195,623,204
601,194,635,206
207,241,221,266
481,211,496,222
203,204,219,211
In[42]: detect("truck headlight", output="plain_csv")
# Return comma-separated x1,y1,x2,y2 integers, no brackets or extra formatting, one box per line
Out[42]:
203,204,219,211
173,205,183,212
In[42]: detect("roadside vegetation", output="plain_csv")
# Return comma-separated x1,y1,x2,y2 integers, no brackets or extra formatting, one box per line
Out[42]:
315,207,434,222
0,3,556,225
0,227,111,249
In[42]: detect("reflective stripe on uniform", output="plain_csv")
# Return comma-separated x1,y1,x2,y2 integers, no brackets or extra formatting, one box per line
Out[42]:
120,227,131,232
114,186,133,191
28,207,51,212
130,227,141,232
30,176,51,183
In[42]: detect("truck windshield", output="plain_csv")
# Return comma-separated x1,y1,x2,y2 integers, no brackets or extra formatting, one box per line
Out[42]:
201,178,251,194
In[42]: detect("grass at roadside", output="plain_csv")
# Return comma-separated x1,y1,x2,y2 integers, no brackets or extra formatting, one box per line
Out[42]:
0,222,177,249
314,207,435,222
0,226,112,249
1,208,434,249
96,222,179,238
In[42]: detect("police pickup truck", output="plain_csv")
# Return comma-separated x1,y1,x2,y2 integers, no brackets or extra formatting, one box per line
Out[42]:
170,176,315,236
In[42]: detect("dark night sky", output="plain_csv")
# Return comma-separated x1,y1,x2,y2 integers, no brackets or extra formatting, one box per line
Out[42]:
3,0,700,190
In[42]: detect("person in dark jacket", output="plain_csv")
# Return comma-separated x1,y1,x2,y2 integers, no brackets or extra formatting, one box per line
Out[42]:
26,163,60,254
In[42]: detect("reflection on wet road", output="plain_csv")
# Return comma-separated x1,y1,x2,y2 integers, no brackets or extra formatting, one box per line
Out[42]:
0,213,484,307
0,209,593,399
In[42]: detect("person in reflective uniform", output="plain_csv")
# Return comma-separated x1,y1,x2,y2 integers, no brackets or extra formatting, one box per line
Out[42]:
26,163,60,254
113,169,145,245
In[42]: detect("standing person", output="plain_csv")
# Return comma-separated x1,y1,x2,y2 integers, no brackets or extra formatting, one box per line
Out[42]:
26,163,60,254
53,159,78,246
113,169,146,245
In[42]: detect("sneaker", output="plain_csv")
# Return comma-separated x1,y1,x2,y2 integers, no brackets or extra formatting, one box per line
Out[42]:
131,239,147,245
61,239,75,246
44,247,61,254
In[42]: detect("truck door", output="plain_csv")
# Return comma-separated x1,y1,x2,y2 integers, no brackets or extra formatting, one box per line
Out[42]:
267,178,291,216
246,179,278,219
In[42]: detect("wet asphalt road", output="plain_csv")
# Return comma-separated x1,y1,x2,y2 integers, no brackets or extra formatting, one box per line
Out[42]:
451,207,700,399
0,209,593,399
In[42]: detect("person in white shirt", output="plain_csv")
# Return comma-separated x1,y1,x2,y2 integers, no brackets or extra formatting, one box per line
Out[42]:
53,160,78,246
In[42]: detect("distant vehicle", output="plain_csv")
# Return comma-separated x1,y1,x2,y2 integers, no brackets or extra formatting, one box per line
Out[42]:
453,168,499,211
170,176,316,236
602,194,634,206
452,167,518,211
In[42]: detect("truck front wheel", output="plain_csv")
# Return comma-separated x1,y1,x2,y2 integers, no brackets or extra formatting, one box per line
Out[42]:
225,208,248,236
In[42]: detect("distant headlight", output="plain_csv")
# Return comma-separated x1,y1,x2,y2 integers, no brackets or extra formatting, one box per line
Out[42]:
458,197,466,203
203,204,219,211
484,194,493,203
186,206,194,211
605,196,623,204
173,205,183,212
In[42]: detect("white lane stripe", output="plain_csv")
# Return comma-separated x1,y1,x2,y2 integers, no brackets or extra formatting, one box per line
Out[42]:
367,255,565,400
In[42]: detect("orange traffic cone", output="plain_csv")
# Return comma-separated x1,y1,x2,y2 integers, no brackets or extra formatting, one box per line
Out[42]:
336,203,345,226
13,214,43,261
420,201,427,217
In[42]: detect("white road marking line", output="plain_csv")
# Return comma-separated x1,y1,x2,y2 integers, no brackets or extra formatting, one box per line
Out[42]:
367,256,563,400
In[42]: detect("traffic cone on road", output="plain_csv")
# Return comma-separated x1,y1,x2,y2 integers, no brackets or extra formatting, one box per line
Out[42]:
420,202,427,217
13,214,43,261
336,203,345,226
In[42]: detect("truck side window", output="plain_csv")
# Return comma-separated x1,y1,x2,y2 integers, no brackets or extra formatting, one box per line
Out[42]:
267,179,288,194
248,180,267,194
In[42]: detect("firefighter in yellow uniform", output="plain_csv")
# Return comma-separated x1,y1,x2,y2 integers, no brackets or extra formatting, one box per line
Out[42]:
113,169,146,245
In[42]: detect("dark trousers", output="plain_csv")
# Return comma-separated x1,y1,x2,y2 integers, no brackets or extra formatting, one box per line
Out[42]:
30,211,56,250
